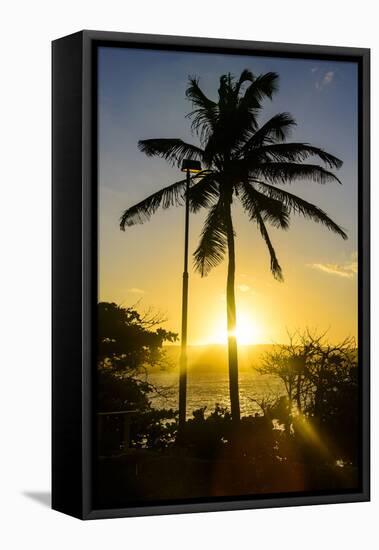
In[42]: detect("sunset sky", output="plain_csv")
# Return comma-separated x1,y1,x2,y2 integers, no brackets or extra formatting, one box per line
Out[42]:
97,46,358,345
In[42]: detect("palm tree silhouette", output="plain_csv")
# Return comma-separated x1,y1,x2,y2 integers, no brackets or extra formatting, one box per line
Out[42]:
120,70,347,422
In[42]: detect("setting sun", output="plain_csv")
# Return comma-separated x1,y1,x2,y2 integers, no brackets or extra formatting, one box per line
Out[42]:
208,310,263,345
234,311,263,345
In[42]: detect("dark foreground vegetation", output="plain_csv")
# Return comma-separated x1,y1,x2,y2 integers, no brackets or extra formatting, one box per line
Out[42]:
95,303,360,508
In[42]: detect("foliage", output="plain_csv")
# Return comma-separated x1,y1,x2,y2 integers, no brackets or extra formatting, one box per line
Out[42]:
257,330,359,463
131,408,178,450
97,302,179,454
97,368,152,413
177,404,232,458
98,301,178,411
98,301,178,371
258,330,357,413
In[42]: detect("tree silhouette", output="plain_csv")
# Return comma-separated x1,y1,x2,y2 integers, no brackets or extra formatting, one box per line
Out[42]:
98,302,178,412
120,70,347,422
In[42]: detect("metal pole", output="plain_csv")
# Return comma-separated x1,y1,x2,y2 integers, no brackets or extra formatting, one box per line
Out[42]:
179,169,190,429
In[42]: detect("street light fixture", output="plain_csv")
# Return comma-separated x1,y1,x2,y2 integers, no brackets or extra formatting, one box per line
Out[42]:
178,159,202,429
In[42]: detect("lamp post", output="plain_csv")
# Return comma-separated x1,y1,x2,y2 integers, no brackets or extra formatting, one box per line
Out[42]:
179,159,202,430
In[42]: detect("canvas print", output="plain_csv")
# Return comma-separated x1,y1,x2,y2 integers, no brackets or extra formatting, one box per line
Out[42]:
95,45,360,509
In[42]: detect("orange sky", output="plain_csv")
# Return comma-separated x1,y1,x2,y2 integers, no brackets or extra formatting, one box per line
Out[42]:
99,192,357,345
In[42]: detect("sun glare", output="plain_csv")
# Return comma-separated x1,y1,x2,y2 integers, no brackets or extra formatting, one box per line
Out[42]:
208,310,262,345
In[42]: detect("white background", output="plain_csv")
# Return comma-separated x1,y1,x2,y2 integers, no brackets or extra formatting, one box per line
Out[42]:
0,1,376,548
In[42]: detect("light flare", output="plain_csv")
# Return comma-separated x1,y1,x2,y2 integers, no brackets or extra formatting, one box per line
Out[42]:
208,310,263,345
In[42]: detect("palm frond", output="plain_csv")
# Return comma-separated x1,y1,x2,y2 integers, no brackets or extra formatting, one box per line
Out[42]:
186,77,218,144
193,200,227,276
255,209,283,281
120,178,186,229
241,72,279,109
138,138,204,167
225,72,280,154
252,162,342,185
186,76,217,110
239,182,290,229
256,181,348,239
188,173,219,213
242,113,297,152
218,74,231,106
250,143,343,169
234,69,254,96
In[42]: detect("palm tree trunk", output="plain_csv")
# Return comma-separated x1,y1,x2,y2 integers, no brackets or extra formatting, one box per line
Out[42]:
225,200,241,422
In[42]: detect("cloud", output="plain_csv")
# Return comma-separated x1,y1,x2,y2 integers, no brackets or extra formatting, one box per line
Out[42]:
315,70,335,90
237,284,250,293
308,253,357,278
128,287,145,294
322,71,334,85
311,67,318,73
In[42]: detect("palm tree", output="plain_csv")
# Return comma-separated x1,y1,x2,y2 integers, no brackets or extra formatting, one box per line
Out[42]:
120,70,347,423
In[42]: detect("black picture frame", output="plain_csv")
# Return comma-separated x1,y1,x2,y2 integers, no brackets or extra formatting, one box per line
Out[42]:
52,30,370,520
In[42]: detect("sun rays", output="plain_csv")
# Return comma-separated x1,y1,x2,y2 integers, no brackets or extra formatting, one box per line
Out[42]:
207,309,264,346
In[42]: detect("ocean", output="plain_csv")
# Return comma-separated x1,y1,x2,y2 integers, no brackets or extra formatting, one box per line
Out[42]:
148,344,285,417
